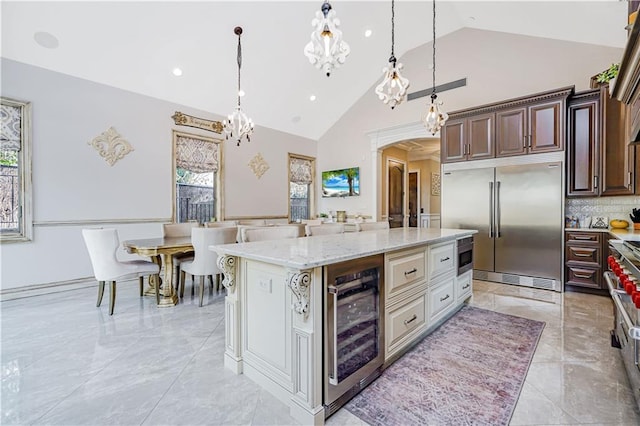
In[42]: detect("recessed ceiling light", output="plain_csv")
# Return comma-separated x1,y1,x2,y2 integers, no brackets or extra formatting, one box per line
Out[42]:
33,32,59,49
172,68,183,76
364,29,373,38
310,95,317,101
238,89,245,97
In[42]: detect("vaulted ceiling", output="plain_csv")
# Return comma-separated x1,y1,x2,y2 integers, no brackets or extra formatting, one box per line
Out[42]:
1,1,628,141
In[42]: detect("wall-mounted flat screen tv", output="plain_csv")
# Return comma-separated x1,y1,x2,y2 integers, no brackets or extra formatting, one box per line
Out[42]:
322,167,360,197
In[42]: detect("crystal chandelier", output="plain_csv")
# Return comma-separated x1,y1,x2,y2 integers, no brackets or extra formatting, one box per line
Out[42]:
224,26,254,146
303,0,350,77
374,0,409,109
422,0,449,135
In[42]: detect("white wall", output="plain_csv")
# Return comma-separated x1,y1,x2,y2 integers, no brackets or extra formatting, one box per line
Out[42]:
0,59,315,291
317,28,624,219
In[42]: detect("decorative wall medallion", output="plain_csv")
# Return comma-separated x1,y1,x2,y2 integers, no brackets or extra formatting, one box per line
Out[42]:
287,270,311,318
88,127,133,166
171,111,223,134
217,255,237,291
248,152,270,179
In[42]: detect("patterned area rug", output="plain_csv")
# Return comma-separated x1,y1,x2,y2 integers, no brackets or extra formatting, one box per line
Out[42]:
344,305,545,426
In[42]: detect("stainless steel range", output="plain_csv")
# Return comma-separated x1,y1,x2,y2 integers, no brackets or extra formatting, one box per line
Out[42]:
605,240,640,410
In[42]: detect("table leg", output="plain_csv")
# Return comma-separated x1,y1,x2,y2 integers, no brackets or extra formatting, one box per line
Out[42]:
144,255,163,296
157,254,179,307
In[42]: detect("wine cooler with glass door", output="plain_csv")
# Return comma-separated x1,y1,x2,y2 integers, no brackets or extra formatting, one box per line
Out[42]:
323,254,384,417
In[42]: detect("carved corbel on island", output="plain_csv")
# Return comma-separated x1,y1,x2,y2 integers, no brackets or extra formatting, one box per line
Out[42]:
287,269,311,318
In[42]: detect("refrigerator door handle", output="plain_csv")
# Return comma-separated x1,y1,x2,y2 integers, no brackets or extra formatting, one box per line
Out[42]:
489,181,494,238
496,181,501,238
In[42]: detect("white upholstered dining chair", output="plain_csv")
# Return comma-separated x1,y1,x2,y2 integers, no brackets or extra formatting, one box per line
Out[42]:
241,225,303,242
205,220,238,228
179,226,237,307
82,228,160,315
162,222,200,289
237,219,267,226
305,223,345,236
355,221,390,232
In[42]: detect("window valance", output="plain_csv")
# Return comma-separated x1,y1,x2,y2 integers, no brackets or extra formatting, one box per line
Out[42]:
289,157,312,184
176,134,219,173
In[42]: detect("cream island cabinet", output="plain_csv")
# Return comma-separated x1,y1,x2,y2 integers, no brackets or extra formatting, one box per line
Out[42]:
210,227,477,425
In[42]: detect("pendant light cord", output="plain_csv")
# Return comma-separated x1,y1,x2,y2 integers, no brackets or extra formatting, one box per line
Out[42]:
390,0,395,62
431,0,436,96
235,27,243,106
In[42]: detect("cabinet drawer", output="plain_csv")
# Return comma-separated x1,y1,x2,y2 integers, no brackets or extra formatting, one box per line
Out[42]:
429,276,455,322
428,242,455,281
566,266,602,289
386,248,426,300
456,270,473,301
566,245,601,266
566,231,601,245
386,293,427,351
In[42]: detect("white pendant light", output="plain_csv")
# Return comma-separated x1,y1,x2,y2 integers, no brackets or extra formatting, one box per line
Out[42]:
224,26,254,146
422,0,449,135
374,0,409,109
303,0,350,77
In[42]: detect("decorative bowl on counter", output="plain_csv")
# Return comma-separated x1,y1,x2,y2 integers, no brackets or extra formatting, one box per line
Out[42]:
611,219,630,229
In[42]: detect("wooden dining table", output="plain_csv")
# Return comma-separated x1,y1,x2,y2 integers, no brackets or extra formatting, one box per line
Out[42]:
122,236,193,307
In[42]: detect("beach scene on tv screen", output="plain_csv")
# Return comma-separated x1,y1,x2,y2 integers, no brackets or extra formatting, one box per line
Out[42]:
322,168,360,197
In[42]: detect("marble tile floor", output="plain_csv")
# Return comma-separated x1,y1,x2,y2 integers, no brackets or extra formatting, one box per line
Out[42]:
1,279,639,426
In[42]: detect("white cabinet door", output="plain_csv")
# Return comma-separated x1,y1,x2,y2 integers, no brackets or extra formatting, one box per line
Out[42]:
456,270,473,302
428,241,455,282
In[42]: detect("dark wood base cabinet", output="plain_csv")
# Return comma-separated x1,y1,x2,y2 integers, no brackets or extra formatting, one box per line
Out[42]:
564,231,606,291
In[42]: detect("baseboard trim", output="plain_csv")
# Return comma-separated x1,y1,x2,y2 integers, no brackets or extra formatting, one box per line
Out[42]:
0,277,98,301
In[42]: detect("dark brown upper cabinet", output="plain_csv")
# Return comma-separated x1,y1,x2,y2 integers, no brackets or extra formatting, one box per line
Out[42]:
567,86,636,197
496,99,564,157
441,87,571,164
567,90,600,197
441,113,494,163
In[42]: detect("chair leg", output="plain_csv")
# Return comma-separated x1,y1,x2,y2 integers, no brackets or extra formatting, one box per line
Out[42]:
216,274,221,292
179,270,186,298
199,276,205,307
97,281,105,307
209,275,214,290
191,275,195,296
109,281,116,315
139,276,144,297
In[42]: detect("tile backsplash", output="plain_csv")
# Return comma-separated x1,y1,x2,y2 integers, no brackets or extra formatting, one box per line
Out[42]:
565,196,640,222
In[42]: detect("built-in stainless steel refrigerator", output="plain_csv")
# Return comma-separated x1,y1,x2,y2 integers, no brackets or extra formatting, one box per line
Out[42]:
441,159,563,291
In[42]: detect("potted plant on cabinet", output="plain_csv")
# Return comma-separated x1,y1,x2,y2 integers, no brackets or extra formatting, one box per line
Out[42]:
592,63,620,93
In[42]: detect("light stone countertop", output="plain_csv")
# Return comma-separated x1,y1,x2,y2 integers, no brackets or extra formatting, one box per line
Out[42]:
609,228,640,241
210,227,477,270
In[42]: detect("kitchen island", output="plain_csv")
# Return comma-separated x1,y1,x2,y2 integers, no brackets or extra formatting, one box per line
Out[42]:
210,227,477,425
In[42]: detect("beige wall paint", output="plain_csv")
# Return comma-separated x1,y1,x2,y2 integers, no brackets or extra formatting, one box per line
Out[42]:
318,28,623,220
1,58,316,290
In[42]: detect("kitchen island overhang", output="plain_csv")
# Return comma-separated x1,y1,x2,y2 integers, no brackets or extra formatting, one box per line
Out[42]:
210,227,477,425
